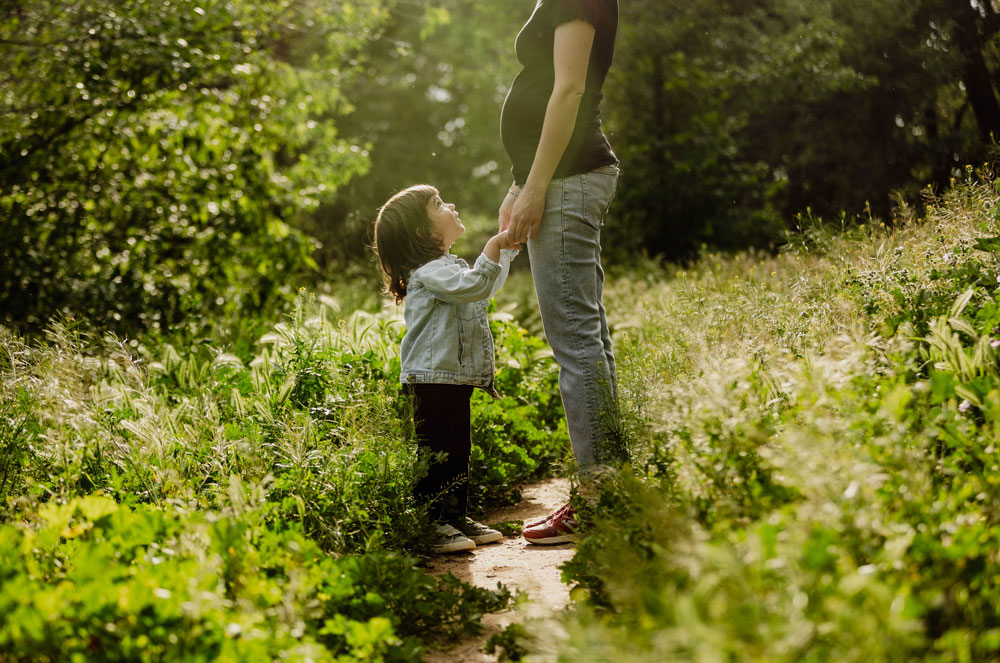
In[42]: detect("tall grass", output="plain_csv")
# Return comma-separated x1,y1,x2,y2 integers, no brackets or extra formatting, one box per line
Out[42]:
0,282,569,660
522,171,1000,662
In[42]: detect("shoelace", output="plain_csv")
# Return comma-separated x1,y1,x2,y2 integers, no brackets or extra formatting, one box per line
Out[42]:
546,502,573,524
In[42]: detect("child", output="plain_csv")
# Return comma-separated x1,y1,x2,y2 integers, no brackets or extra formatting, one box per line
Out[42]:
373,184,521,554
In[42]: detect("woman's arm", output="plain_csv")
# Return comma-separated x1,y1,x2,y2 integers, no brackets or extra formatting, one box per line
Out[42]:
506,19,596,243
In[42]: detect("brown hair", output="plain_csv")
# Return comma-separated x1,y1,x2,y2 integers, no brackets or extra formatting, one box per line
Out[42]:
373,184,444,303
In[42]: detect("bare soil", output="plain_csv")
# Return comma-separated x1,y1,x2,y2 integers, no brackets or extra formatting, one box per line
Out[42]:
422,477,575,663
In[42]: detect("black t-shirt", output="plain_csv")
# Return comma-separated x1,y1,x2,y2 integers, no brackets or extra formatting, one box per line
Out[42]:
500,0,618,186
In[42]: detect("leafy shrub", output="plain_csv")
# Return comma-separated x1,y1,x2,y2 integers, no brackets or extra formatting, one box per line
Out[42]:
0,494,509,663
468,311,572,508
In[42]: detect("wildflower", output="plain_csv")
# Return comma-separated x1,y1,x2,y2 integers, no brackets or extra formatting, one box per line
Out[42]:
991,339,1000,348
959,399,972,413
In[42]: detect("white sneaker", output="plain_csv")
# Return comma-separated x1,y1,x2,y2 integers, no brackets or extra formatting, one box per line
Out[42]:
430,523,476,553
454,518,503,545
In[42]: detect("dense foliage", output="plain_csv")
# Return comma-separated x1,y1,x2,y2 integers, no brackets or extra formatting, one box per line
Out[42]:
320,0,1000,264
0,289,568,660
5,0,999,332
603,0,1000,260
0,0,382,334
4,1,1000,657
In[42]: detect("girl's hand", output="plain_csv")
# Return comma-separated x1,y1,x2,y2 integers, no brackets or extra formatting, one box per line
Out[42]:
484,230,522,263
495,229,523,251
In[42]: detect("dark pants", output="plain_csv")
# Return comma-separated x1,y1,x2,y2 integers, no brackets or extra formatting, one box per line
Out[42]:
407,383,474,523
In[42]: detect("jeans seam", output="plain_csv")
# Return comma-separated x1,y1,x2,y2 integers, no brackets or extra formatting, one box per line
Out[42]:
571,176,598,454
578,174,595,443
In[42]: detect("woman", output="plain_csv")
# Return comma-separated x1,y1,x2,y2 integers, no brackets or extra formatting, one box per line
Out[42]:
498,0,621,545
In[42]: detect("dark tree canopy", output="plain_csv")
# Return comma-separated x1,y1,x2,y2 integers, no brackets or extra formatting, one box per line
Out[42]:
601,0,1000,261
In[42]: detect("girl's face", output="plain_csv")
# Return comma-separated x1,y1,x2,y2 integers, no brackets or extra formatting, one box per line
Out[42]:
426,191,465,250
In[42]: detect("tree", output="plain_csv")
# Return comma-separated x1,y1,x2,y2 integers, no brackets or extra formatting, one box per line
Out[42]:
600,0,1000,262
602,1,785,261
0,0,383,334
930,0,1000,140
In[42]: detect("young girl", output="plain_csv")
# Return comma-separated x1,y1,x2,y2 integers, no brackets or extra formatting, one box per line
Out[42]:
373,184,521,554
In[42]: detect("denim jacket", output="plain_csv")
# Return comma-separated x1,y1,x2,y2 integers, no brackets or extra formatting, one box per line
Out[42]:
400,249,518,394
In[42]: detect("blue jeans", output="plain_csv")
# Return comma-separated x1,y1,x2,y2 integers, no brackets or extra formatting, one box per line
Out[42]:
527,165,620,469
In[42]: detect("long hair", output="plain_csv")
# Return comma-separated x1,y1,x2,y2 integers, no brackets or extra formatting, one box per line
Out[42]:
373,185,444,303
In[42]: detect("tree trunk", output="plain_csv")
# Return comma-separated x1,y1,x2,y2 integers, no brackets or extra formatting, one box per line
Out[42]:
951,4,1000,139
960,49,1000,139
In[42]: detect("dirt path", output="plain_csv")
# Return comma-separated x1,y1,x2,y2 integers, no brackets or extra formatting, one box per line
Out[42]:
422,477,575,663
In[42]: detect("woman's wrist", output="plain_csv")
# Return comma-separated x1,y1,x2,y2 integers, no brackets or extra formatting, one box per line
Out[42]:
520,178,547,201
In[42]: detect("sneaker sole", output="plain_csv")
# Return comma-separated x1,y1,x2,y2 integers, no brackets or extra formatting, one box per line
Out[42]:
468,531,504,545
430,540,476,554
522,532,576,545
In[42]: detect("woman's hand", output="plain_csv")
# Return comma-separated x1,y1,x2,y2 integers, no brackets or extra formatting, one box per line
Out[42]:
507,186,546,243
498,188,517,232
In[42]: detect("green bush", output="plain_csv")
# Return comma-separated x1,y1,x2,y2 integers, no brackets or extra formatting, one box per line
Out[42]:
0,0,381,335
468,311,572,508
0,494,508,662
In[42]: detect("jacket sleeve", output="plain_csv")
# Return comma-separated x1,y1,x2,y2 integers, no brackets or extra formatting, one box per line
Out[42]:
414,254,504,304
489,249,520,299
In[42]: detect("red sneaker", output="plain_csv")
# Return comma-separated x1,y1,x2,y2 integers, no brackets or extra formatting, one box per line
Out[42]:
522,504,578,545
524,502,572,530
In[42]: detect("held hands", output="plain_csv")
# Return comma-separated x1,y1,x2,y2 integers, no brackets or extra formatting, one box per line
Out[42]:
483,229,522,263
493,229,523,251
